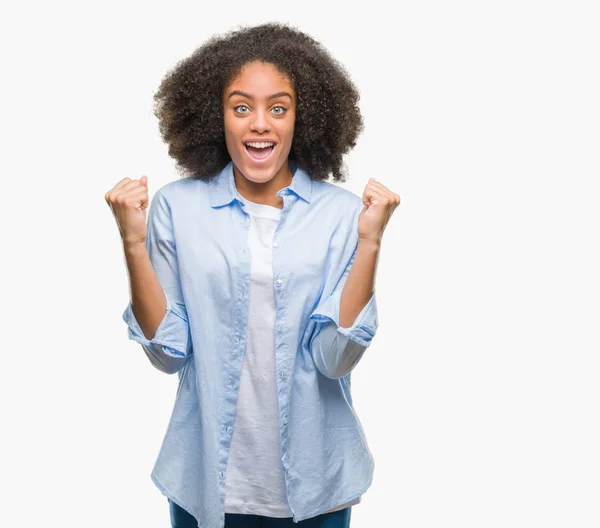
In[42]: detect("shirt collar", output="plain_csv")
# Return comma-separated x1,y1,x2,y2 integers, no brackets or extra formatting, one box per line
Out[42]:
209,160,313,208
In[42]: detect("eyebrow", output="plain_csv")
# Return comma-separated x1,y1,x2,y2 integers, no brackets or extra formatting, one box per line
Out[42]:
227,90,293,101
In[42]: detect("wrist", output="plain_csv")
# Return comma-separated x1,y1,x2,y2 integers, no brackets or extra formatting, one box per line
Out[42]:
357,237,381,252
122,240,146,255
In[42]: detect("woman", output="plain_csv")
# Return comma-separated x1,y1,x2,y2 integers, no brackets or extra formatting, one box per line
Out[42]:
105,22,400,528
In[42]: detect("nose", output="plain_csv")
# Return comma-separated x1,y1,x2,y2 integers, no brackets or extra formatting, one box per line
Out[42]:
250,108,271,133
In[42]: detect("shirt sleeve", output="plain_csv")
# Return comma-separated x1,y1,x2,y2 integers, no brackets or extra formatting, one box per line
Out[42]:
121,189,192,375
308,243,379,379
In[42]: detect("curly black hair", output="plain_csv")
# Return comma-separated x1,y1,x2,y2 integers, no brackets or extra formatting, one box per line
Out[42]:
153,22,364,183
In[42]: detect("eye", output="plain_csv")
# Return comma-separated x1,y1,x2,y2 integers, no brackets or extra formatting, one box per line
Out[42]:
234,104,250,114
271,105,286,115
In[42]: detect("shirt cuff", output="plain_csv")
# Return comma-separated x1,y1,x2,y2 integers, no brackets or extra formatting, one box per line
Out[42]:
122,296,191,358
309,289,378,347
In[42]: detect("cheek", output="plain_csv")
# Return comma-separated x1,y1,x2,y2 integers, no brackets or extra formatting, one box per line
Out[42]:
223,117,241,143
223,113,232,132
223,121,242,161
282,116,296,142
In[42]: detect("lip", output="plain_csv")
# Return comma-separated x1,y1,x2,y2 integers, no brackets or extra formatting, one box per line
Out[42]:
243,143,276,165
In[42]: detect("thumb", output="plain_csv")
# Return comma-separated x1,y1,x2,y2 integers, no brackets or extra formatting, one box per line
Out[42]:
140,175,148,187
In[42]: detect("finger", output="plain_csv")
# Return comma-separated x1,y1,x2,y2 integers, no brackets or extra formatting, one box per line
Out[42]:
362,182,384,204
368,179,395,195
368,179,401,206
105,177,132,202
363,192,390,209
105,177,145,203
111,177,135,192
370,182,401,207
364,186,397,207
121,186,149,205
108,186,148,211
115,178,150,197
368,177,389,188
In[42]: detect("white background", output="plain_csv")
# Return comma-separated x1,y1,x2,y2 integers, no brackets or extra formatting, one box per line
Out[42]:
1,1,598,527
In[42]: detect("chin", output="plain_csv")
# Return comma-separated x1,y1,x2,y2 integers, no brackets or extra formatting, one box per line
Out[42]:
237,158,282,183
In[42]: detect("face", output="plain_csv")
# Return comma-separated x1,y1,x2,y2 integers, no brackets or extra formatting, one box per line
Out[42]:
223,61,296,185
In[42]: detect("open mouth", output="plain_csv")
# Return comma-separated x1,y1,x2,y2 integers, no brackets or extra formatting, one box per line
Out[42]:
244,142,276,164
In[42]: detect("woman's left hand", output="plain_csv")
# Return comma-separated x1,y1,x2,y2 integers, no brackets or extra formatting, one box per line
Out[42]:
357,177,401,243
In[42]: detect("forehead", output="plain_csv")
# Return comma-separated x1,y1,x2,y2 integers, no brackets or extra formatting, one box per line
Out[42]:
225,61,294,96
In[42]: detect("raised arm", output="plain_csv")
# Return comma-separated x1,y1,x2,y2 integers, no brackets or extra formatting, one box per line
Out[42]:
308,177,399,379
123,240,167,344
121,189,193,374
106,177,192,375
307,240,379,379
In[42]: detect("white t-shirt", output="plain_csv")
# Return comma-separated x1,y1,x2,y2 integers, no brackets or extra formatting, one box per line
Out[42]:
223,195,360,518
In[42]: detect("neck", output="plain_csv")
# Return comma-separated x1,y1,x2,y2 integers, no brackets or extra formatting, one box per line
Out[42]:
233,162,293,209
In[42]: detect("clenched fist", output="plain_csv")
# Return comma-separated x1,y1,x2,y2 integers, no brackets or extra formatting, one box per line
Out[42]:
105,175,149,246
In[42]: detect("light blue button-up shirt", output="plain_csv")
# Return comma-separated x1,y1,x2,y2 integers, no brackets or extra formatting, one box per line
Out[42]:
122,161,378,527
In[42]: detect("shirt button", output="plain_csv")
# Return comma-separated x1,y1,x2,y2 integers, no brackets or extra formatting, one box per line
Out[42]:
227,426,233,434
219,471,225,479
273,241,279,248
279,371,285,380
283,415,289,424
276,279,283,287
276,324,283,332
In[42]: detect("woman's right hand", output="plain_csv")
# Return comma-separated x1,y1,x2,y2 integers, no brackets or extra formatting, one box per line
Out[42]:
105,175,149,246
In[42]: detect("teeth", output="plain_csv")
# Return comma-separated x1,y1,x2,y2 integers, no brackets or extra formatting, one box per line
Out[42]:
245,141,274,148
